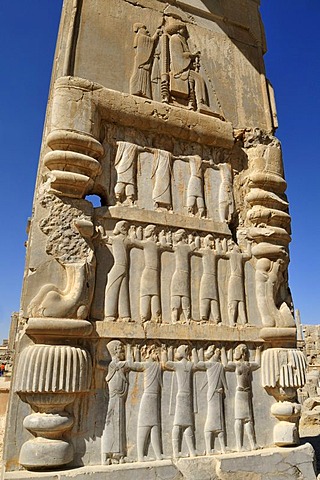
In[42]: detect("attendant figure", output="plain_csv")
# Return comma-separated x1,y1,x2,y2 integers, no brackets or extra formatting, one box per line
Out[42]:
151,149,173,210
130,24,161,99
164,345,198,458
130,225,162,323
170,229,197,324
128,344,163,461
102,340,130,465
195,345,228,454
114,141,144,205
102,221,131,322
218,163,234,224
226,344,261,452
198,235,221,323
225,241,251,326
182,154,205,217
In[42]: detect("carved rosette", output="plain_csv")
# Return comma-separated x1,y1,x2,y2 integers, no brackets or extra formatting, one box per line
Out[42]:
261,348,306,446
15,344,92,470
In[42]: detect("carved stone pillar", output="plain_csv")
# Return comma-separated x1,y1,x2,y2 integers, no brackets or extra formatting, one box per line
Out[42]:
15,344,92,470
261,348,307,446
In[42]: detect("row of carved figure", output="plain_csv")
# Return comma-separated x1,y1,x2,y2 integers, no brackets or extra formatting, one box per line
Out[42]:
99,221,251,325
100,341,261,464
129,10,222,116
113,140,234,222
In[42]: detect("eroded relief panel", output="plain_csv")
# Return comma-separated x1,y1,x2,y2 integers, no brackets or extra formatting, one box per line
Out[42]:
4,0,306,477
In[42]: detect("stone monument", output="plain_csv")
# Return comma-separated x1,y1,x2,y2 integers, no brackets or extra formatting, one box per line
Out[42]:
3,1,316,479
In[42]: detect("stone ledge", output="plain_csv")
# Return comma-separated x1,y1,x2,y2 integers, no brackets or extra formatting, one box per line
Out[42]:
95,206,231,236
94,322,263,342
53,77,235,149
2,445,317,480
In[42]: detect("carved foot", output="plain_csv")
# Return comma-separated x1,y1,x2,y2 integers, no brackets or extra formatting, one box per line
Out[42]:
105,316,116,322
209,319,221,325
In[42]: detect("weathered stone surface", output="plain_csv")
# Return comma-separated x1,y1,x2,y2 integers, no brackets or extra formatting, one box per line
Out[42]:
3,0,311,478
2,446,316,480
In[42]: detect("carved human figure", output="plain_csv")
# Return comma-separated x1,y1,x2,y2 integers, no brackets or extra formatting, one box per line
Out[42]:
114,141,143,205
164,345,198,458
102,340,130,465
170,229,197,324
198,235,221,323
131,225,161,323
130,24,161,99
151,149,173,210
225,241,251,326
167,23,212,114
226,344,261,452
218,163,234,224
195,346,228,454
178,154,205,217
103,221,131,321
128,344,163,462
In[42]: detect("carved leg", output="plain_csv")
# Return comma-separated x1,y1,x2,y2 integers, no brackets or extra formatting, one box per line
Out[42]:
171,296,181,324
172,425,180,458
105,271,124,319
245,421,258,450
235,419,244,452
125,184,135,206
187,196,196,216
150,425,162,460
204,431,212,454
119,277,131,321
200,298,210,321
228,301,238,326
184,426,197,457
140,295,151,322
137,426,150,461
238,302,248,325
114,182,125,204
210,300,221,324
218,431,226,453
182,296,191,324
151,295,161,322
196,197,205,218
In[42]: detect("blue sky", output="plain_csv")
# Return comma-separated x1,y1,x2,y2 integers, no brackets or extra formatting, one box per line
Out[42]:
0,1,319,338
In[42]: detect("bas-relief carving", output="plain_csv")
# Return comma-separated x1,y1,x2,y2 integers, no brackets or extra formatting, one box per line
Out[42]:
129,344,163,462
130,24,161,100
99,341,263,464
226,344,261,452
195,346,228,454
255,257,295,328
261,348,306,446
15,344,92,469
164,345,198,459
129,11,223,119
198,235,221,323
27,194,96,320
5,1,306,477
110,136,235,223
151,149,173,210
102,340,130,464
98,221,257,326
